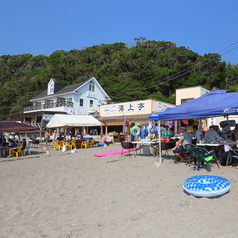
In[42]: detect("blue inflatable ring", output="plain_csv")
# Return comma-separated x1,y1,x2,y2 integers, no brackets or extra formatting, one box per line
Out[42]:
183,175,230,198
131,126,140,136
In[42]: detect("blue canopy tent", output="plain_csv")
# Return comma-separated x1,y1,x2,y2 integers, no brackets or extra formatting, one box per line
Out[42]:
149,90,238,121
149,90,238,165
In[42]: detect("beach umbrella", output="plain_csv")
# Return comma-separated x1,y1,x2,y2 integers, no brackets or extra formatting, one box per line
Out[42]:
0,121,39,132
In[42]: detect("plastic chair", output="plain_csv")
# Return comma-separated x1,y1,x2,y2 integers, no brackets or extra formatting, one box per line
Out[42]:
54,141,62,150
184,144,198,166
81,140,90,149
89,139,95,148
227,148,238,166
190,147,219,172
67,140,76,150
12,145,23,157
23,146,31,155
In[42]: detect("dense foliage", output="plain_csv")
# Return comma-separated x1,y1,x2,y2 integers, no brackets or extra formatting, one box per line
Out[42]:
0,38,238,120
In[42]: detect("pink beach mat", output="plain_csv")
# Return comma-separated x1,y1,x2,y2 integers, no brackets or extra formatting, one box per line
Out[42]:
94,147,138,157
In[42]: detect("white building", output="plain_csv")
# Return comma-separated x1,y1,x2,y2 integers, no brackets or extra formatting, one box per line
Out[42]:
7,77,110,130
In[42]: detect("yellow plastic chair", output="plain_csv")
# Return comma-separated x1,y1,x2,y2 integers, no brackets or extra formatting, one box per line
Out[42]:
67,140,76,150
89,139,95,148
81,140,90,149
54,141,62,150
12,145,23,157
71,140,76,149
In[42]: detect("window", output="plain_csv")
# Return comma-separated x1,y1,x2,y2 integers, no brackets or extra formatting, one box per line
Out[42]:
80,98,83,107
50,84,54,94
45,100,53,105
181,98,194,104
57,98,65,103
34,102,41,106
90,100,93,107
89,81,95,92
67,98,72,102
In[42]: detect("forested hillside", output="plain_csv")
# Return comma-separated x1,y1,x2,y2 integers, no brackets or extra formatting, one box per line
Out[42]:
0,39,238,120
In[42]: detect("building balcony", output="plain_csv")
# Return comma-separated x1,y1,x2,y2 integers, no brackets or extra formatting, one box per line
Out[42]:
24,102,74,113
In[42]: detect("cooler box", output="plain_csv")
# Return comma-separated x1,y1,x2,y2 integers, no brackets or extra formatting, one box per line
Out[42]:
142,145,151,155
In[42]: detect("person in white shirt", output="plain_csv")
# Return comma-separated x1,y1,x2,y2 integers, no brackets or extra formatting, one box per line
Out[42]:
205,125,221,142
192,125,203,142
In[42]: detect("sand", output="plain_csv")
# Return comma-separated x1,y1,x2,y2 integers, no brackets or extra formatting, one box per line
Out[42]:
1,144,238,238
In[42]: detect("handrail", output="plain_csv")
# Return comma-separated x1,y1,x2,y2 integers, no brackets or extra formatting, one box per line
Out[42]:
24,102,73,112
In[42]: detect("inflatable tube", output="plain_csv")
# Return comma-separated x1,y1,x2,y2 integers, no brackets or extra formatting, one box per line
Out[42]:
183,175,230,198
94,146,139,157
131,126,140,136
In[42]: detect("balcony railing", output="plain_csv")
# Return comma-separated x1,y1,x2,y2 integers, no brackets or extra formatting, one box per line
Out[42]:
24,102,73,112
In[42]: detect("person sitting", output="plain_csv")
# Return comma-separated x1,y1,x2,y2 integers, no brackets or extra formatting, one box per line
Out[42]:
1,138,7,146
205,125,221,142
161,126,172,142
220,121,231,138
231,124,238,141
149,130,155,140
172,127,192,162
7,139,17,158
192,125,203,142
22,138,27,150
57,134,64,141
214,125,222,136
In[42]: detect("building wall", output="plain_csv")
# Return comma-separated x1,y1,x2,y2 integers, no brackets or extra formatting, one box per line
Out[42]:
176,86,209,105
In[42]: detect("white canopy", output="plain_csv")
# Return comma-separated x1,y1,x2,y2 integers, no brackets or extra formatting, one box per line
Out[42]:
46,114,102,128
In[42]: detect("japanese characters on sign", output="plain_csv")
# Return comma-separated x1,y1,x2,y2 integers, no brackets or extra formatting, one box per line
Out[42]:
137,102,145,111
157,102,167,112
127,103,135,112
118,104,125,113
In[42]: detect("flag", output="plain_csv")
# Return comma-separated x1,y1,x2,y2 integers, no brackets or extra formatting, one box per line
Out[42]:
166,120,173,128
123,115,128,134
182,120,189,125
93,108,102,119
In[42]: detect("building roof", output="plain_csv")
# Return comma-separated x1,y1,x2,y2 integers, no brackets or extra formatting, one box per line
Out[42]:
31,81,84,100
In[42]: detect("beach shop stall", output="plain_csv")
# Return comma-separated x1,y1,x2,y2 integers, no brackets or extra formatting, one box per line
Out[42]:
149,90,238,164
46,114,102,138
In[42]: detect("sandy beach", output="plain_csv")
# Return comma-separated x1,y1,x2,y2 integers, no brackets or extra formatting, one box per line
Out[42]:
1,143,238,238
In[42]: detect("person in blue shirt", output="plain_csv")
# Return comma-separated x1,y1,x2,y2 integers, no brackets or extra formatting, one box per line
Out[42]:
7,139,17,158
57,134,64,141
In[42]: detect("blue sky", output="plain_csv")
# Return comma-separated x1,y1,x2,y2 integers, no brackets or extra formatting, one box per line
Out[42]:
0,0,238,64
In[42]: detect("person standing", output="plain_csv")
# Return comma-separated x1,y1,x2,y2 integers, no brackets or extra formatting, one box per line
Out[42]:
43,129,50,150
50,130,57,146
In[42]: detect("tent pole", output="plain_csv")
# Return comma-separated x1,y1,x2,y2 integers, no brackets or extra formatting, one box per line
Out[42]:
158,121,161,164
175,120,177,135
